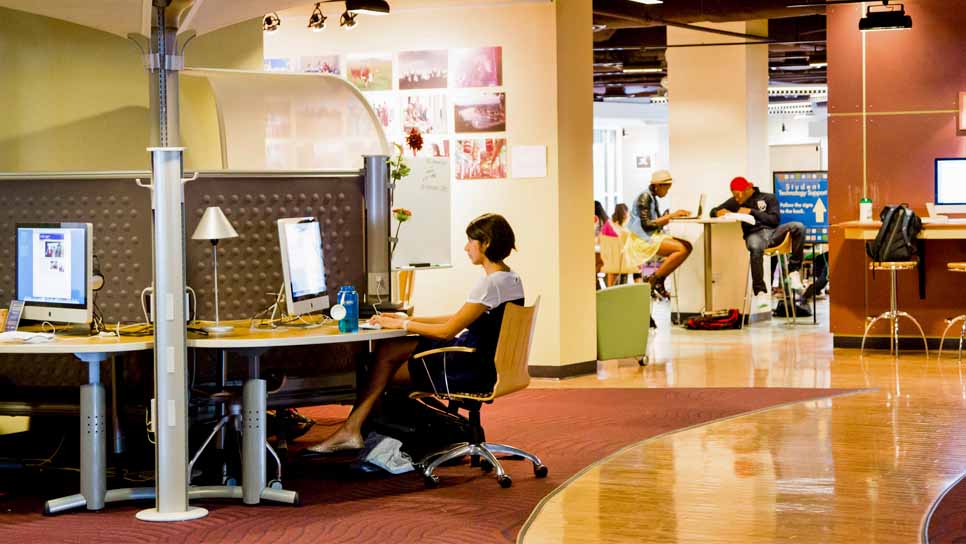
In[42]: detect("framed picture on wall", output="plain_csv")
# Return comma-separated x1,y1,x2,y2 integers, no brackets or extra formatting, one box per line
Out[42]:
453,92,506,133
636,155,652,169
959,91,966,132
450,46,503,88
299,54,341,75
398,50,448,90
363,92,397,134
346,54,393,91
401,94,448,134
455,138,507,180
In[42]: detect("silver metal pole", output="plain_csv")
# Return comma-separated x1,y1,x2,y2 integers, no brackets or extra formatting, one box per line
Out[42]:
80,383,106,511
213,243,220,325
242,377,267,505
364,155,391,301
136,147,207,522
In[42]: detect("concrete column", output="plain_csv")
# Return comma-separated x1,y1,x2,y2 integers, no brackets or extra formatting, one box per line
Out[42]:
665,21,771,314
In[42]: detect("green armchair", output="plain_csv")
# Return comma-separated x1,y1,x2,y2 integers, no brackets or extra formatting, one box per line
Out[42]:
596,283,651,366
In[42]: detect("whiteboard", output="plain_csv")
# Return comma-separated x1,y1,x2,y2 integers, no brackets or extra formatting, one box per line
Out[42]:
391,157,452,268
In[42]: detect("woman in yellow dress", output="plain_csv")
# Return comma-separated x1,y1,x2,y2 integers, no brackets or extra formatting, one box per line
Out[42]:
626,169,693,299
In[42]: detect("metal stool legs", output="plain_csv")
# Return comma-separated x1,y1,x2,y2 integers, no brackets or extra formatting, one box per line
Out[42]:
777,254,797,325
860,268,929,356
939,315,966,358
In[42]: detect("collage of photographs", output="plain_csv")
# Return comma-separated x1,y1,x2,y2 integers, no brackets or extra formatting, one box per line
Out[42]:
264,46,508,180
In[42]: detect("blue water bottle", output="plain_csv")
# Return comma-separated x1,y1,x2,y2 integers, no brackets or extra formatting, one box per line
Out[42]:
337,285,359,333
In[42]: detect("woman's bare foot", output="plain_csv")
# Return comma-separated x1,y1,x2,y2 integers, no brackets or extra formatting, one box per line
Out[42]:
307,426,364,454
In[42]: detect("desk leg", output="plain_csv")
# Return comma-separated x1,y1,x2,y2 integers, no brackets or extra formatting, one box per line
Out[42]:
704,223,713,312
44,355,157,516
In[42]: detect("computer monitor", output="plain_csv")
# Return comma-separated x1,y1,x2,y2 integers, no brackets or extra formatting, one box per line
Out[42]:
15,223,93,324
935,158,966,206
277,217,330,316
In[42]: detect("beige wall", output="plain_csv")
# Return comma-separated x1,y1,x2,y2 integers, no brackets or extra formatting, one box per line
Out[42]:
0,8,261,172
666,21,771,314
264,1,595,368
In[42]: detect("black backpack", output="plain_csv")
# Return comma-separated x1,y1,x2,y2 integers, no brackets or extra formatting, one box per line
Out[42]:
865,204,922,262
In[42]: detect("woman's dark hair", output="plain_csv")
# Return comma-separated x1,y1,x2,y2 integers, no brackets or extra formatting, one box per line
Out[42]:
612,203,628,225
594,200,609,224
466,213,516,262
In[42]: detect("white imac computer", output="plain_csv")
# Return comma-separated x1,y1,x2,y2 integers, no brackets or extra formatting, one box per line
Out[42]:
277,217,330,315
15,222,94,324
934,158,966,213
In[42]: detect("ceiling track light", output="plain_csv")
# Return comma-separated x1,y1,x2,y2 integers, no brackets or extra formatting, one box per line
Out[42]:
262,12,280,33
859,1,912,32
340,10,358,30
308,3,326,32
346,0,391,16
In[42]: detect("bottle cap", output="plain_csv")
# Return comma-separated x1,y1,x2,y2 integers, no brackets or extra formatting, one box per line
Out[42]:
860,198,872,203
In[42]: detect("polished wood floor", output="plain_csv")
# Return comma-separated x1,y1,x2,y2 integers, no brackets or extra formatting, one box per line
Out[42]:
523,301,966,543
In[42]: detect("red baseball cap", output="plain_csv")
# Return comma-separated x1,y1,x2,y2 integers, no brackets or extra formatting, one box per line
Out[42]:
730,176,753,191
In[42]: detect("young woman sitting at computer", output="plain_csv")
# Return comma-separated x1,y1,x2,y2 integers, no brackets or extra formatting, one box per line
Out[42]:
308,213,524,454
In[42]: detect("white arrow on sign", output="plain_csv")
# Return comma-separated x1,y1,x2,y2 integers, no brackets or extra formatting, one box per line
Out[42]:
813,198,827,223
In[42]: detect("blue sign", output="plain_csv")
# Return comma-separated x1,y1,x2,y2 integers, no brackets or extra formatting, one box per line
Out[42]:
774,171,829,243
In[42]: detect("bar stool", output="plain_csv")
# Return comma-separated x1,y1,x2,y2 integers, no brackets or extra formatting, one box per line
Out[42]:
860,260,929,356
765,233,797,324
939,262,966,358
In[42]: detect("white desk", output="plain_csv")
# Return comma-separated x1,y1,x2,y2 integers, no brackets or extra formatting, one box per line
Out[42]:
673,216,747,312
0,334,153,515
185,321,407,506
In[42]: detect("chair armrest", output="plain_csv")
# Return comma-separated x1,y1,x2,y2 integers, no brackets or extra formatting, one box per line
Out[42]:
411,346,476,360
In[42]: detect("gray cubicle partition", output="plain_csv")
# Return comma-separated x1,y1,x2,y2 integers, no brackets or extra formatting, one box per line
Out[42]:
0,170,370,412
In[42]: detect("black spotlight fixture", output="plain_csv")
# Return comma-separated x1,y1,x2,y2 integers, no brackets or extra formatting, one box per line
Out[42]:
346,0,390,16
340,10,358,29
262,12,281,33
859,1,912,32
308,3,326,32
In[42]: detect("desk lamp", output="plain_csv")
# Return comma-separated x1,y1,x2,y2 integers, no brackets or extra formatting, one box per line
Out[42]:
192,206,238,333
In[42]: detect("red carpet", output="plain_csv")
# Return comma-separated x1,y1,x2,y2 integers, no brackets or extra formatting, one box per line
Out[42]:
0,388,852,543
925,475,966,543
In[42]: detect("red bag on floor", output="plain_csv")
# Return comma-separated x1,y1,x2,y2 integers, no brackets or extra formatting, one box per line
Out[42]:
684,309,741,330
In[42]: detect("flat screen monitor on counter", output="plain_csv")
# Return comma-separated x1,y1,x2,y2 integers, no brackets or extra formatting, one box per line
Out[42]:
935,158,966,212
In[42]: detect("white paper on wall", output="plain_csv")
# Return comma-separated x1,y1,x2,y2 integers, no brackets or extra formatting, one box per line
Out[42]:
510,145,547,179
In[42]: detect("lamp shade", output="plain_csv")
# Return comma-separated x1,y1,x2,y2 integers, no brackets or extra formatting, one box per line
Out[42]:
192,206,239,241
346,0,390,15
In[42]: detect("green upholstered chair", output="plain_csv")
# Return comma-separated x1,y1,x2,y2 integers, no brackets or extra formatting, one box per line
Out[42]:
596,283,651,366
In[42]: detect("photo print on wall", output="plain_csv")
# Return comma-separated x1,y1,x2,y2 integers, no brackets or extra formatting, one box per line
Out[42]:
456,138,507,180
346,54,393,91
263,58,293,72
401,94,448,135
450,46,503,88
398,50,449,90
454,92,506,133
300,54,341,75
364,92,398,134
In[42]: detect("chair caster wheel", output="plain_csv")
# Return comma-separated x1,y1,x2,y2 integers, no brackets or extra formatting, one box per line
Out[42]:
638,356,648,367
498,475,512,488
424,474,440,488
480,459,493,473
268,479,283,490
534,464,548,478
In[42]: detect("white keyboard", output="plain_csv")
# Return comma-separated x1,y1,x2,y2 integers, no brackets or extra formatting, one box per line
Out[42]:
359,323,382,330
0,331,54,343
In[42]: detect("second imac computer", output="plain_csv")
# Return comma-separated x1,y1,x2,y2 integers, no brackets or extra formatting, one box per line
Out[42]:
277,217,330,315
935,158,966,212
15,223,94,324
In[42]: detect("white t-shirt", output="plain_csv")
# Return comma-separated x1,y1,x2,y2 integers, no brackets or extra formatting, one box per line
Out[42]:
466,271,525,309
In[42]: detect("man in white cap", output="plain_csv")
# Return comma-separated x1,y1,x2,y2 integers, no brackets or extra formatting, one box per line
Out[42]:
626,169,694,300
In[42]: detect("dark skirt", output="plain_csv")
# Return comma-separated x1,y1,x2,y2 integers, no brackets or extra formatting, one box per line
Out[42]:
408,333,496,395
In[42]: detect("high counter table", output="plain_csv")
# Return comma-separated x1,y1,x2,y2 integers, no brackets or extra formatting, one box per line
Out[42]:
0,334,154,514
837,219,966,240
672,216,748,312
186,320,407,506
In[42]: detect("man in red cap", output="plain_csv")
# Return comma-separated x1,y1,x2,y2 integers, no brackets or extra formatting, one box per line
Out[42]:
710,176,805,310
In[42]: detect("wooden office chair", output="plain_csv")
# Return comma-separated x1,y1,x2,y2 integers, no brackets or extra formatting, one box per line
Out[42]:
397,269,416,310
409,297,546,488
599,231,637,286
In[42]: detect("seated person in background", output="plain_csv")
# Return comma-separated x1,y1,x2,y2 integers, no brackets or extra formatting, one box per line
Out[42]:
602,203,642,286
626,169,693,299
309,213,524,453
709,176,805,310
594,200,608,279
611,203,630,235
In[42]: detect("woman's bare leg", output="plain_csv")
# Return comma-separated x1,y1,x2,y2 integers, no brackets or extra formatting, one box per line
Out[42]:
310,336,419,451
654,238,692,279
